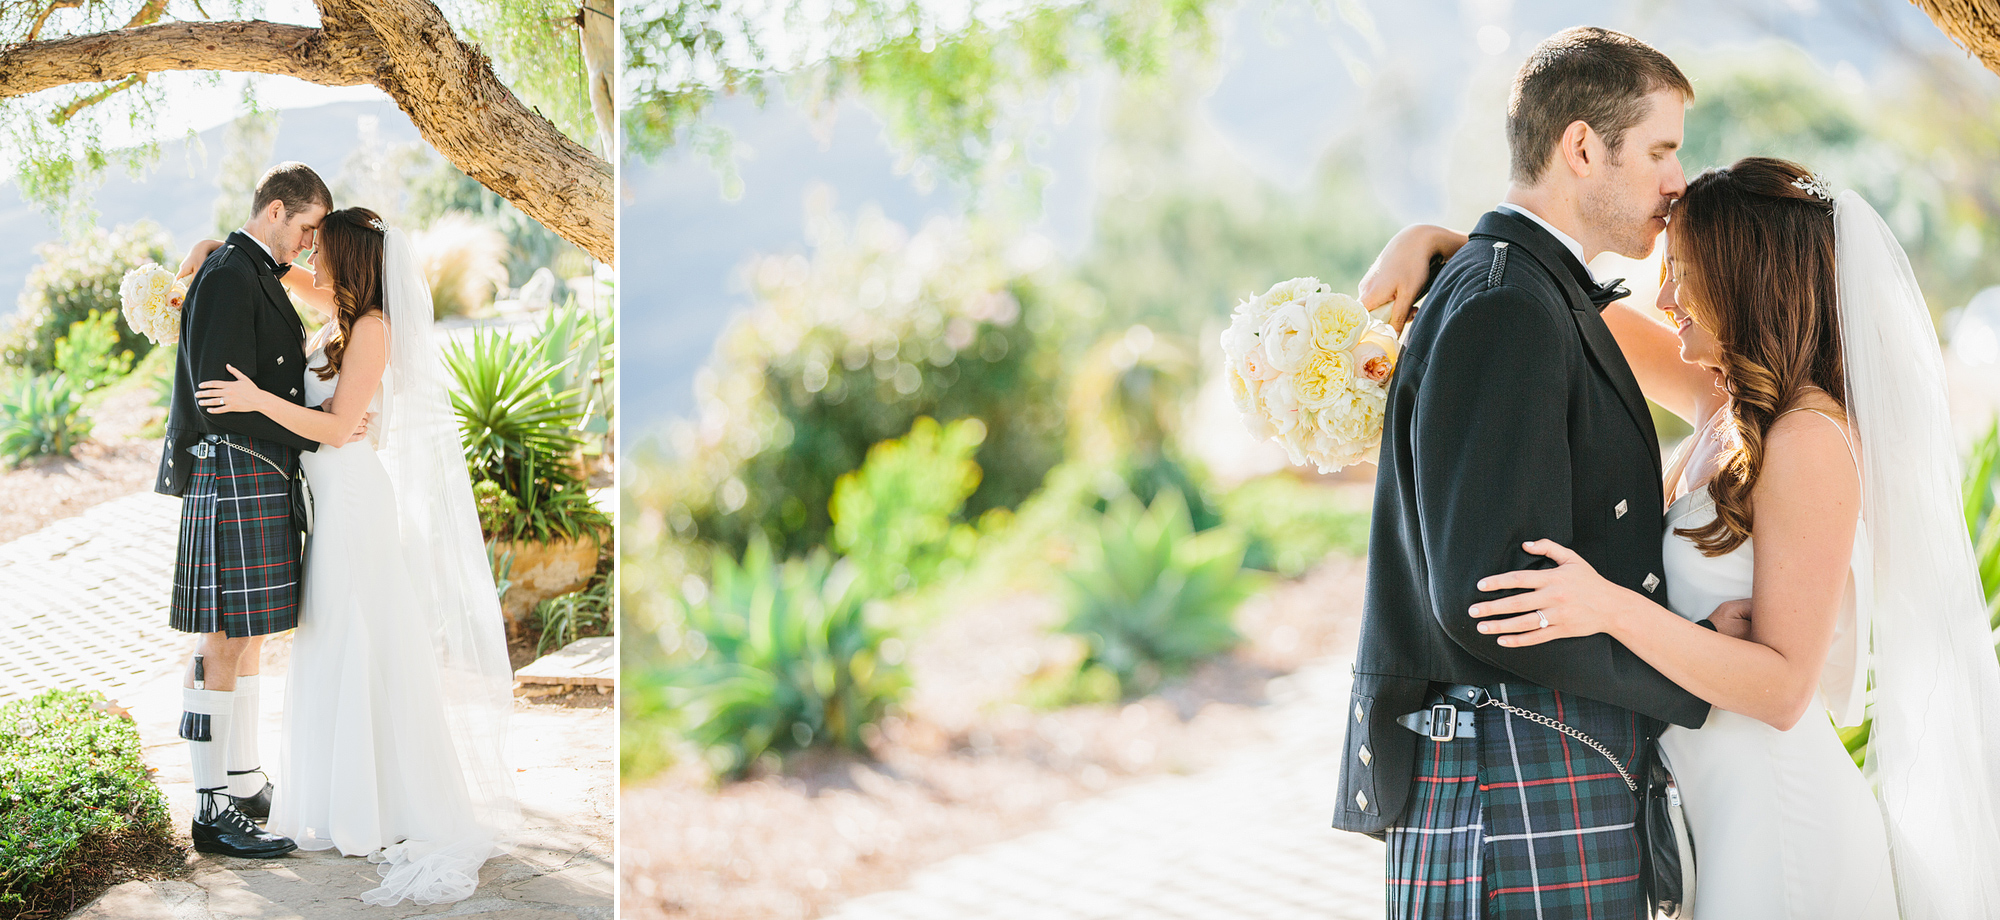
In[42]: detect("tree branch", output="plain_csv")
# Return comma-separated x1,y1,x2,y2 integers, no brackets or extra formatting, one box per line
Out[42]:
0,21,375,99
25,0,80,43
51,72,145,123
318,0,614,264
1911,0,2000,81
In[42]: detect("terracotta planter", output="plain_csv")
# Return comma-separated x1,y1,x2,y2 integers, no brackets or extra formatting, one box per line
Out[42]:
493,533,602,626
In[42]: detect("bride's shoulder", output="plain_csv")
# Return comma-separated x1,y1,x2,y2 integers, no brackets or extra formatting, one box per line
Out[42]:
1761,390,1861,498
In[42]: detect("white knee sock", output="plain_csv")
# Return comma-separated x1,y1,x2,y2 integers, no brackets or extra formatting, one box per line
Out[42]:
227,675,266,797
182,687,235,819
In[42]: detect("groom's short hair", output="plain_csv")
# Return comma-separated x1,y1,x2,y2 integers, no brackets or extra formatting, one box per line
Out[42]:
1508,27,1693,185
250,162,332,220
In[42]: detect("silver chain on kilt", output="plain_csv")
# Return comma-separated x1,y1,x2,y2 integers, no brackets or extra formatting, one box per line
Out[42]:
1475,698,1639,792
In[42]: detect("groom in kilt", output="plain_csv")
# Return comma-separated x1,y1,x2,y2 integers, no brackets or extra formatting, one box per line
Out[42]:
157,162,329,858
1334,29,1711,919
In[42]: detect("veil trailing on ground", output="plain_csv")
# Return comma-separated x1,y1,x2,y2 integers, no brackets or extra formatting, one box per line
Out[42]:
368,228,521,901
1834,190,2000,917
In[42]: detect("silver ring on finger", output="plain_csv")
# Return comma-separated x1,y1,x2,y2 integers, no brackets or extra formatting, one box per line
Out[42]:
1538,611,1550,630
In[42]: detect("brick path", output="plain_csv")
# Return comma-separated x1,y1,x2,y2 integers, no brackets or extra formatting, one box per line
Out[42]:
0,490,614,919
822,660,1388,920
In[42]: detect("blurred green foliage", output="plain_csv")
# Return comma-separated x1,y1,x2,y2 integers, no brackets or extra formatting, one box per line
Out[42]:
1225,474,1372,576
1057,488,1262,697
661,209,1075,562
445,325,609,543
1680,45,2000,319
830,416,986,599
53,310,135,394
0,374,92,466
648,535,909,779
624,0,1217,204
3,223,169,374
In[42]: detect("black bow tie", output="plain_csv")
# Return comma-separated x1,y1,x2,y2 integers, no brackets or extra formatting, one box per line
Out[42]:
1588,277,1629,309
270,262,290,279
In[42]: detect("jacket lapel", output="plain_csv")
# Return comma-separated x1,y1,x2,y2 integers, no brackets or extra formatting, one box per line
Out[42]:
1470,212,1665,483
227,232,305,340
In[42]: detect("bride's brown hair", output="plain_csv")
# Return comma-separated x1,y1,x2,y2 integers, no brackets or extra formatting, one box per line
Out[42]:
1671,156,1848,556
313,206,386,381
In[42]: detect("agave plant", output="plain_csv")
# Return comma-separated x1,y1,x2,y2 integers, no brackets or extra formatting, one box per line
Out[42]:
0,374,92,465
1058,487,1264,697
444,326,586,490
665,534,908,779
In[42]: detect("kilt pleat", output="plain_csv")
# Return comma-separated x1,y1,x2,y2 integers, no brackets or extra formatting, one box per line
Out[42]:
1385,713,1483,920
1478,682,1649,920
1384,682,1652,920
170,434,301,638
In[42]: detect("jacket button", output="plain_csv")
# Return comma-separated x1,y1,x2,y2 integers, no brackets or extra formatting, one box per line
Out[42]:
277,356,285,364
1643,572,1661,593
1615,499,1628,519
1356,790,1369,811
1354,702,1365,724
1358,743,1372,766
167,458,173,467
290,388,300,396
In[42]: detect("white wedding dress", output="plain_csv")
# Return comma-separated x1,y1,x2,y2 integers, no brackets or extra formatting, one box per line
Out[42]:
1655,413,1898,919
266,344,503,904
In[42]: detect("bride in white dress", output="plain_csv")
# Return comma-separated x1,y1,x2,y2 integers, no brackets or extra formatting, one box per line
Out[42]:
191,207,518,905
1370,157,2000,918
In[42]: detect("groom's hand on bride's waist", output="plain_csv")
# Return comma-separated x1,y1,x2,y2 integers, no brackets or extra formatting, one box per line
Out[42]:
1706,598,1754,640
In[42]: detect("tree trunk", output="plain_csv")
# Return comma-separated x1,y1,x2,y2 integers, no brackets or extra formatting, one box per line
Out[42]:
1911,0,2000,81
0,0,613,266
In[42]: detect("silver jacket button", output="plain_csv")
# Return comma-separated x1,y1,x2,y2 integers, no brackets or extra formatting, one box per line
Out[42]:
1356,790,1369,811
1354,702,1365,724
277,356,285,364
1615,499,1628,519
1358,743,1372,766
290,388,300,396
1643,572,1661,593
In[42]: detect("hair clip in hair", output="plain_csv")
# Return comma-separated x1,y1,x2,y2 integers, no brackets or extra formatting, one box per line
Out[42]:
369,218,387,232
1791,173,1834,202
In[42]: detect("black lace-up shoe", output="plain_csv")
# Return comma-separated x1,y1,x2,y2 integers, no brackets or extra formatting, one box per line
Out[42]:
192,790,296,858
227,769,274,821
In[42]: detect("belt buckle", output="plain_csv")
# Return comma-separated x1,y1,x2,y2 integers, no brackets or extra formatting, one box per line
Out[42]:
189,440,215,459
1428,703,1458,742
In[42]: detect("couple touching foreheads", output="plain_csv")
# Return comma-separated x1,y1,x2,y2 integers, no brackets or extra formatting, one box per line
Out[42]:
1334,26,2000,920
158,162,515,906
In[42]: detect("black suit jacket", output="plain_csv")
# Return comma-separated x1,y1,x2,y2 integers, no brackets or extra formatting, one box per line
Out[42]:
1330,210,1711,835
155,231,317,497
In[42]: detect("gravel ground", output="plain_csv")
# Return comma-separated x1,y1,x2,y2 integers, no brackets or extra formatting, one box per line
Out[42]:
0,381,164,543
618,554,1370,920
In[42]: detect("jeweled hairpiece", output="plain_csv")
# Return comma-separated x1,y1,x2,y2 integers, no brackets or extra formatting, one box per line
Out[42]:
1791,173,1834,202
368,218,387,232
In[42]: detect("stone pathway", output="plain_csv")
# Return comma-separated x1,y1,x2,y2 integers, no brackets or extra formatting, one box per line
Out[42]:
821,659,1388,920
0,490,614,919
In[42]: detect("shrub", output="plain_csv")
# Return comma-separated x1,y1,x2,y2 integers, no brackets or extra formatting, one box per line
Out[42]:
1224,474,1372,576
1057,488,1263,697
531,549,613,655
0,375,92,466
4,223,170,374
0,690,175,916
663,209,1077,561
414,214,509,318
830,416,985,599
53,310,135,394
662,535,908,779
445,326,608,543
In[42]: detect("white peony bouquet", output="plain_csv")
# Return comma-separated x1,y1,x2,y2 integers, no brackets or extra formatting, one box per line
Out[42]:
119,263,186,346
1220,277,1401,473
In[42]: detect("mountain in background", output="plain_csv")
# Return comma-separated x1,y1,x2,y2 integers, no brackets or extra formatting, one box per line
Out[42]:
0,99,422,324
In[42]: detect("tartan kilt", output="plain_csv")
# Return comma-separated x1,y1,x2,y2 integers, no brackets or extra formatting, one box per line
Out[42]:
1386,682,1653,920
170,433,302,638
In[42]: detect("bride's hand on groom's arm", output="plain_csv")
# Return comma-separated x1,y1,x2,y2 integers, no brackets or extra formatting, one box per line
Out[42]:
196,365,274,415
1359,224,1467,333
1467,538,1649,647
